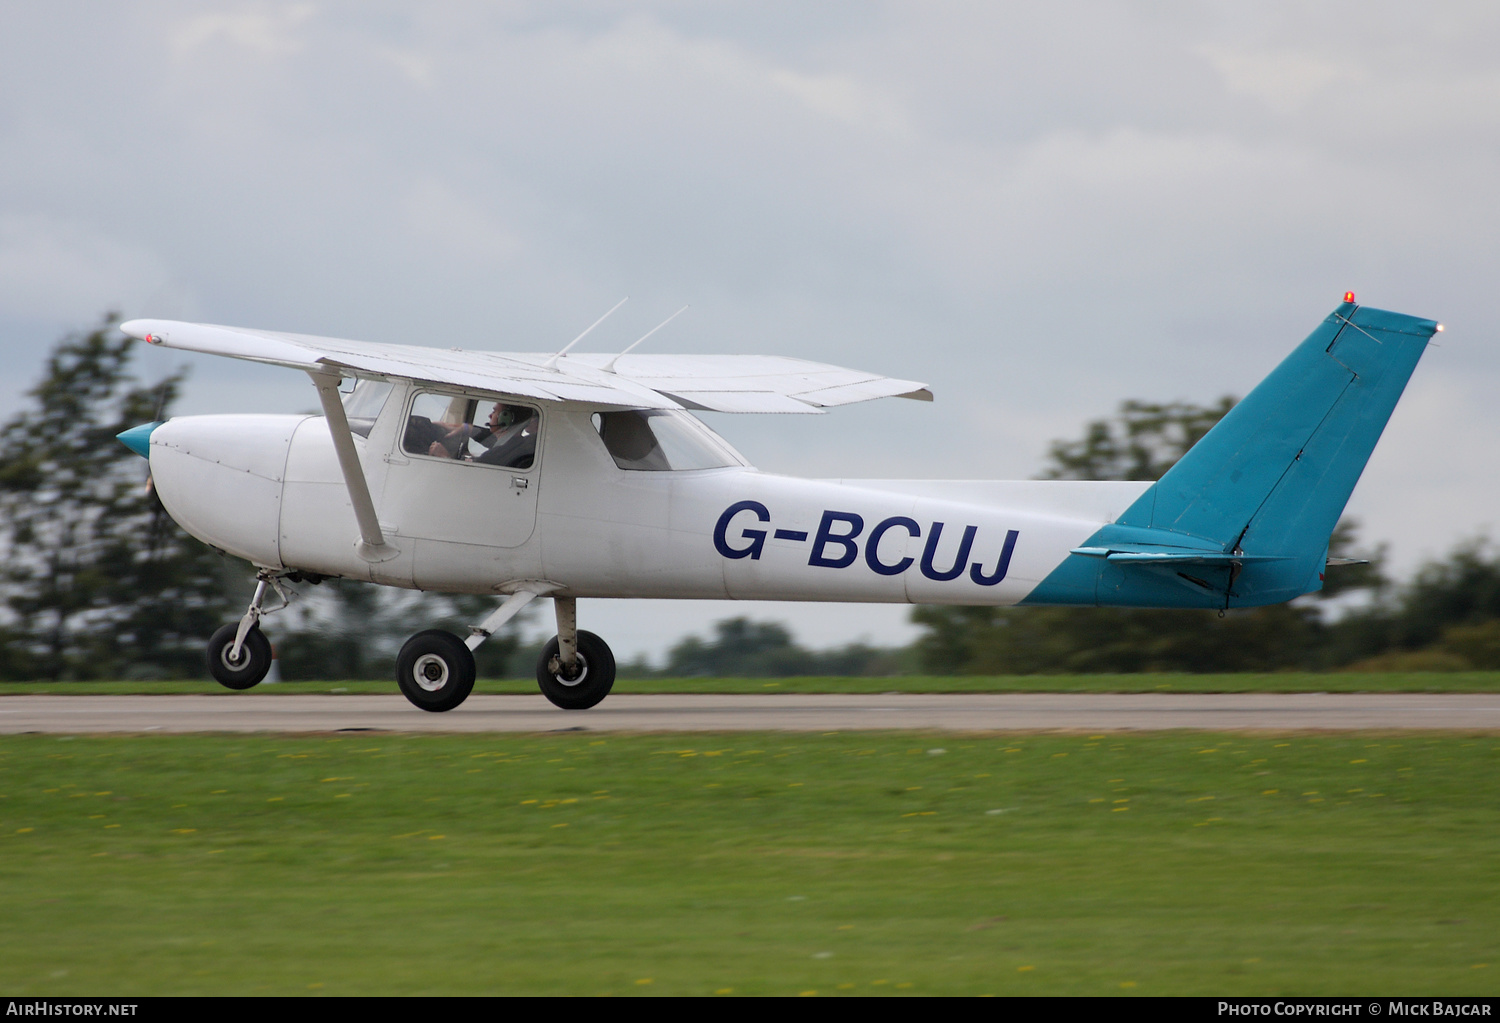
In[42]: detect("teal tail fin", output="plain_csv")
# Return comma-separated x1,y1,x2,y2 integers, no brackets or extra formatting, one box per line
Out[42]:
1025,300,1440,609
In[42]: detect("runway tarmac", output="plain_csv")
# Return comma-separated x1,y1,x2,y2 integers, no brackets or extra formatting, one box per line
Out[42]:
2,692,1499,733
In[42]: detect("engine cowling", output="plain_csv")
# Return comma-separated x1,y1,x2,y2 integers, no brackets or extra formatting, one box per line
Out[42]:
147,414,309,568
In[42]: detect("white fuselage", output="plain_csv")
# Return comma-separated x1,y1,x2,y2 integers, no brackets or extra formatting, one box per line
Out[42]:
146,385,1149,607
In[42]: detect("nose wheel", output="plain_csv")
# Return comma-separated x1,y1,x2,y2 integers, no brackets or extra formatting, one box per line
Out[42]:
206,623,273,689
205,571,288,690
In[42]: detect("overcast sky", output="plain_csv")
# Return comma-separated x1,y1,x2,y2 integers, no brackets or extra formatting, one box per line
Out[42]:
2,2,1496,661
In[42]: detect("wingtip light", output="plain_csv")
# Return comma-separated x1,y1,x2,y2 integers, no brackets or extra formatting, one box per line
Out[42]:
1343,291,1356,304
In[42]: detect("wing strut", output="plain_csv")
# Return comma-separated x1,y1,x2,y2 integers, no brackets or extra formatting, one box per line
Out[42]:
309,371,398,562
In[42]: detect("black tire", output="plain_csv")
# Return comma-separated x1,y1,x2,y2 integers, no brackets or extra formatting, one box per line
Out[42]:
536,630,615,710
396,630,476,713
206,623,273,690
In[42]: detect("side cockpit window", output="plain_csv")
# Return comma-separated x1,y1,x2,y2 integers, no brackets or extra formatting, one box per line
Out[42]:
593,410,742,471
403,391,539,469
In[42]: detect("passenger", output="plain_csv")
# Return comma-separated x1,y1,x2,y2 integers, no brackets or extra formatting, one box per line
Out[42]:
403,415,472,459
402,414,451,456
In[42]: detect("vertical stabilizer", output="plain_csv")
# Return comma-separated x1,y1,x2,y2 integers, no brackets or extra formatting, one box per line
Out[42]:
1026,300,1439,608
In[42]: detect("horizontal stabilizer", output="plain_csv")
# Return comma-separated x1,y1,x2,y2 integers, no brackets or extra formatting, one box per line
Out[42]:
1070,545,1289,565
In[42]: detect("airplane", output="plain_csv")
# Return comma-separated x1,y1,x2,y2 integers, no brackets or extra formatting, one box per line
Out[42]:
114,294,1439,712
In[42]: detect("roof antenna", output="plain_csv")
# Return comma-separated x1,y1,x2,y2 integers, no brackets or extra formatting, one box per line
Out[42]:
545,297,628,369
603,305,689,373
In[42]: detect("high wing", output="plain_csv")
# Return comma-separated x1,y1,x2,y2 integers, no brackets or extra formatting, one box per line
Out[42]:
118,319,931,413
563,353,932,413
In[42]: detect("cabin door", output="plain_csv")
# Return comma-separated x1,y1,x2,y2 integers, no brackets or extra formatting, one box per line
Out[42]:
378,389,540,549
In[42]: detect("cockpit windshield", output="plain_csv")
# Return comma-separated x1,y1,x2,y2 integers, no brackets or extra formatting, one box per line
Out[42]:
340,378,394,438
593,410,745,471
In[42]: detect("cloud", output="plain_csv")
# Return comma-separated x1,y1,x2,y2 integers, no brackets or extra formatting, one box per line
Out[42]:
2,2,1498,653
404,179,525,264
1197,46,1362,113
0,213,178,322
169,3,315,59
1347,366,1500,576
767,68,910,135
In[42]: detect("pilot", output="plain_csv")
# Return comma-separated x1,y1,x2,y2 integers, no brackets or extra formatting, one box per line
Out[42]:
410,402,508,458
469,402,538,467
427,402,536,468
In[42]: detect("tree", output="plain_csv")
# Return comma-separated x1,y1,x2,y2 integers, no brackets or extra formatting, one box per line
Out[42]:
663,618,812,677
0,318,242,679
1042,397,1237,481
912,602,1322,674
1326,539,1500,669
654,616,906,677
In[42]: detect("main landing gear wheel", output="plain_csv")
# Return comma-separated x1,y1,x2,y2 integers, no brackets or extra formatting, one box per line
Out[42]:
206,623,273,690
396,630,476,713
536,630,615,710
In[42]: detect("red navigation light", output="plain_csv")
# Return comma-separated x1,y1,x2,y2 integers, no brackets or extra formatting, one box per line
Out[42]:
1343,291,1356,304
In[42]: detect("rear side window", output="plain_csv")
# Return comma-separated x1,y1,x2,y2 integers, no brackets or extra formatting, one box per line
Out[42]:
593,410,741,471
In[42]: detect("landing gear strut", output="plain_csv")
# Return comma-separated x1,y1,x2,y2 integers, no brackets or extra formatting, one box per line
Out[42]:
536,596,615,710
391,591,616,713
206,571,289,690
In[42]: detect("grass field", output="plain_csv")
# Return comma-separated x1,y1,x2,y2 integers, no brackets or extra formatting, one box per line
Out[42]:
1,730,1497,995
4,670,1500,696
